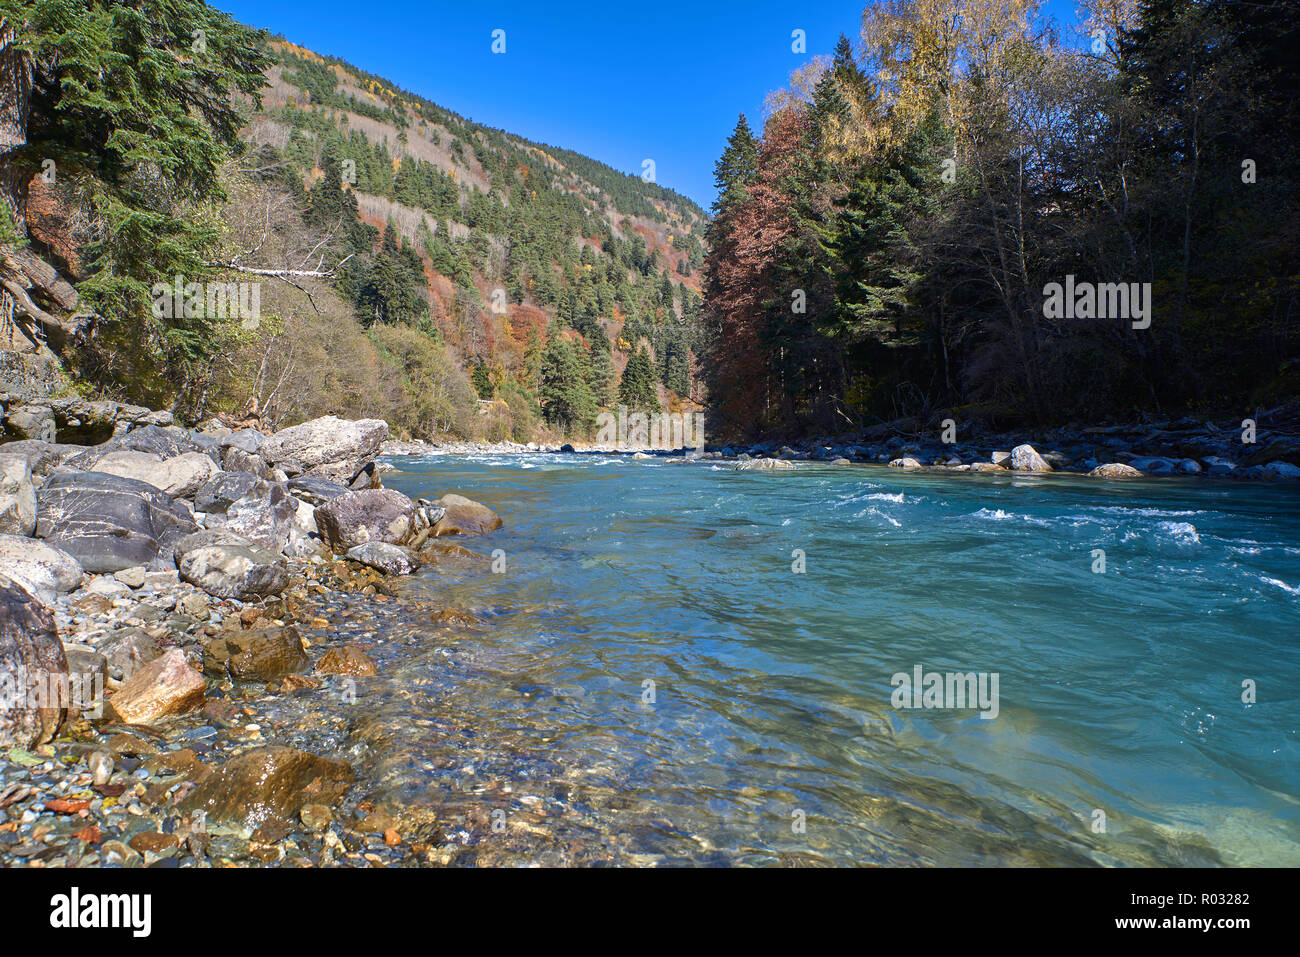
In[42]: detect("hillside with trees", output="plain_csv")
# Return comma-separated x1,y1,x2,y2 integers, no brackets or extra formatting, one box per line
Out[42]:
701,0,1300,441
0,1,708,443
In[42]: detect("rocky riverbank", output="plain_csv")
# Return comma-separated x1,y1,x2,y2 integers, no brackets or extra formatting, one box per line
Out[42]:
392,411,1300,482
0,413,503,866
703,412,1300,480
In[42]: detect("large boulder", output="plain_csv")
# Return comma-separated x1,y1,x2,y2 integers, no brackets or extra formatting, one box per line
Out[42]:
260,416,388,481
0,439,82,477
0,452,37,535
176,532,288,600
194,472,268,514
1009,444,1053,472
217,430,267,455
0,535,84,595
223,483,299,554
1262,461,1300,481
1128,456,1177,475
1089,463,1143,478
314,488,416,552
431,493,502,536
90,449,220,499
178,746,354,832
287,475,350,505
104,648,204,725
45,398,173,443
0,577,68,748
61,424,202,466
221,445,276,479
734,458,797,472
35,471,197,573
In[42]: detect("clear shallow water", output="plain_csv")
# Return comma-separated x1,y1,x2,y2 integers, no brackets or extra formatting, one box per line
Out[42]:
364,454,1300,865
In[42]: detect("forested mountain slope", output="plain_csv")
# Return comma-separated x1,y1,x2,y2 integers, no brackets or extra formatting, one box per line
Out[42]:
0,2,707,442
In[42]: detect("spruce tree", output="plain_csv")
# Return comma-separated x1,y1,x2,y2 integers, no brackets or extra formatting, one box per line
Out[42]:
618,344,660,412
539,332,597,434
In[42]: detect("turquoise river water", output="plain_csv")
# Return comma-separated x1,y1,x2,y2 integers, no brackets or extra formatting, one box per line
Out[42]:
364,452,1300,866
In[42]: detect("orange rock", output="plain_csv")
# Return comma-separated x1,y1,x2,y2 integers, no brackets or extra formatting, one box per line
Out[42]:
384,828,401,846
279,673,323,692
316,644,377,677
129,832,180,854
45,797,91,814
73,824,102,844
106,649,205,725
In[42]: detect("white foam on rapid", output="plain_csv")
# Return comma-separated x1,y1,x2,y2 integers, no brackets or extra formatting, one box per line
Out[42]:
1261,576,1300,596
969,508,1054,527
854,506,902,527
1157,521,1201,545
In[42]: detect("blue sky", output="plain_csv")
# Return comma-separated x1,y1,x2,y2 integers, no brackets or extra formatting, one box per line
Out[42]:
213,1,1083,208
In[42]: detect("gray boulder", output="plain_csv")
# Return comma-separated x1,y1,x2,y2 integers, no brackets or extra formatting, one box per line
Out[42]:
176,531,289,600
287,474,350,505
0,452,37,535
1009,444,1053,472
260,415,388,481
217,430,267,455
734,457,797,471
61,424,202,466
1262,461,1300,481
0,439,82,477
35,471,197,573
4,404,56,442
194,472,268,514
346,542,418,575
224,483,299,554
1089,463,1143,478
89,449,220,498
221,445,276,479
314,488,416,552
0,577,68,748
1201,456,1236,477
1128,456,1177,475
171,528,265,565
0,535,84,595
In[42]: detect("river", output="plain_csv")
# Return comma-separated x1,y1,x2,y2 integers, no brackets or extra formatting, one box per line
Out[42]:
303,452,1300,866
